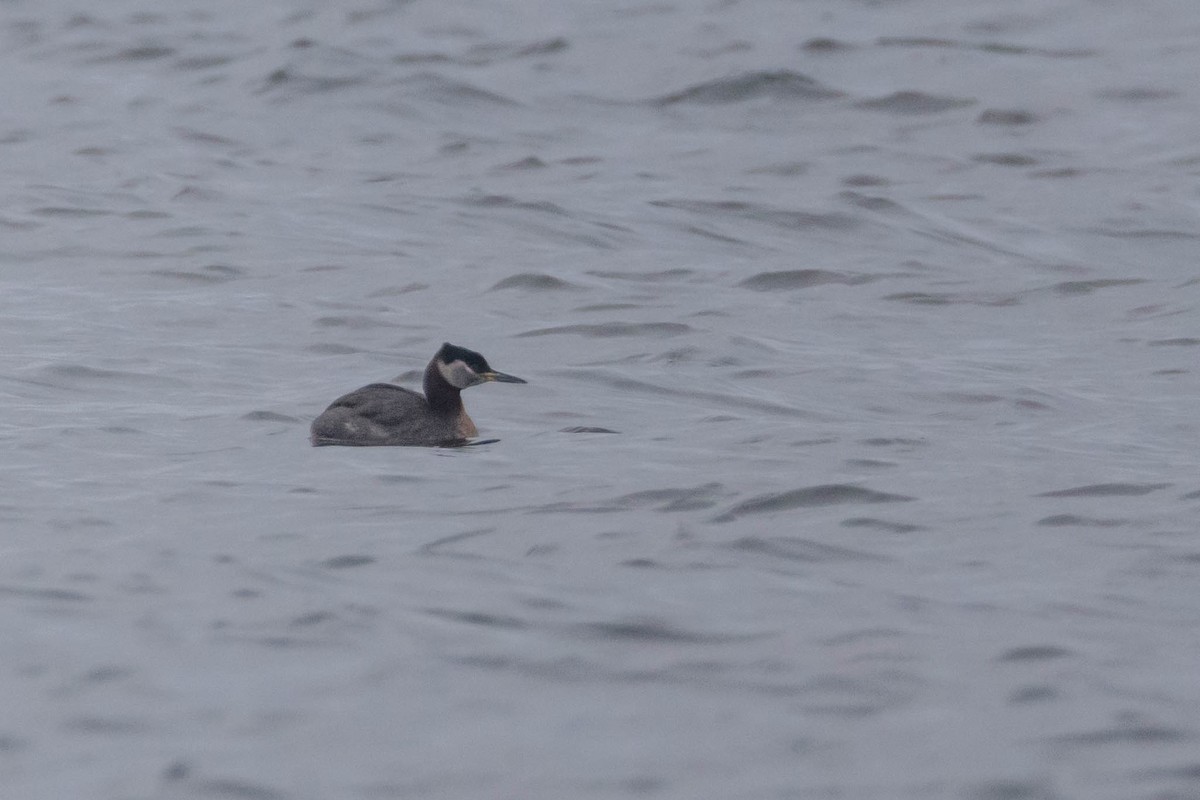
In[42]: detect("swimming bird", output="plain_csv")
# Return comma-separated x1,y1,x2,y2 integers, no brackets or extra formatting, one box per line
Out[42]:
310,342,526,447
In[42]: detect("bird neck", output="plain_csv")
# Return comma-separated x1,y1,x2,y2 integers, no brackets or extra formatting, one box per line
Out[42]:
423,361,464,414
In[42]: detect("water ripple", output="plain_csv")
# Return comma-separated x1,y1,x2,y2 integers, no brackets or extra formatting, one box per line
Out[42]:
737,269,872,291
491,273,581,291
571,617,767,644
36,364,188,389
653,70,843,105
1037,483,1170,498
715,485,915,522
854,90,975,114
0,584,90,602
727,536,890,563
876,37,1094,59
650,199,859,231
557,369,808,417
532,482,726,514
998,645,1073,662
517,322,691,338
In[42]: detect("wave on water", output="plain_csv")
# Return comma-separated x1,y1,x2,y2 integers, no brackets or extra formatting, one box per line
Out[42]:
653,70,843,105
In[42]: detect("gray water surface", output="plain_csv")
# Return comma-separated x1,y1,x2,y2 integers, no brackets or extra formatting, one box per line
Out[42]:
3,1,1200,798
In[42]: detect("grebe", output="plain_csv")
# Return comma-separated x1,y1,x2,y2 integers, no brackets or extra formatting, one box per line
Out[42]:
311,342,525,447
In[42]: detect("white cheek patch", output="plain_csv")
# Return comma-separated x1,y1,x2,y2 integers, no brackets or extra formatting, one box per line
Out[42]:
438,359,477,389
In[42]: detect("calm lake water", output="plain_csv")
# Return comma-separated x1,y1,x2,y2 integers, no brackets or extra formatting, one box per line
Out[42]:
3,1,1200,798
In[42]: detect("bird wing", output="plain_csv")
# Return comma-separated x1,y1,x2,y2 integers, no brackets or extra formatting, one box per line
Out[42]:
322,383,427,427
